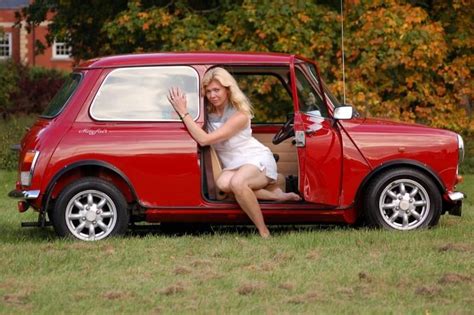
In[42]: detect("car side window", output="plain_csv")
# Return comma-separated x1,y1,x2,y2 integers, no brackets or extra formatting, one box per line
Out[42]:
90,66,199,121
295,69,328,118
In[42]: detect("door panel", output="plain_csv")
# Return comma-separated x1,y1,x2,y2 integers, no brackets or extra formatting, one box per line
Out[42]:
293,66,342,206
296,113,342,205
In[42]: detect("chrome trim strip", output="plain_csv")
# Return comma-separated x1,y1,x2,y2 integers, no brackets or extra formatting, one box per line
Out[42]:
448,192,464,201
8,189,40,200
457,134,465,163
30,151,40,179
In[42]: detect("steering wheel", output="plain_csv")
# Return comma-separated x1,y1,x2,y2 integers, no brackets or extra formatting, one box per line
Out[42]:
272,115,294,145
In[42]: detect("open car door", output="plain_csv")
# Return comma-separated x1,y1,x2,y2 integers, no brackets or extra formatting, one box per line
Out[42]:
292,64,343,206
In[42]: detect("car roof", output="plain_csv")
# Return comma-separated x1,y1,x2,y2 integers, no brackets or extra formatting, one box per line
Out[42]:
76,51,299,69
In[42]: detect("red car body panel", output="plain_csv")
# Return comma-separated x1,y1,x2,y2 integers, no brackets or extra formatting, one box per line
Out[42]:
340,118,459,191
11,52,462,229
297,113,343,206
77,52,294,69
48,121,201,207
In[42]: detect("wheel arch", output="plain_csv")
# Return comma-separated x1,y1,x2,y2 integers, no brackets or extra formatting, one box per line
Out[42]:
355,160,445,216
42,160,138,210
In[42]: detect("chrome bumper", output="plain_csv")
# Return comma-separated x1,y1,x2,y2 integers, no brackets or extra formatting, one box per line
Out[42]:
448,192,465,201
8,189,40,200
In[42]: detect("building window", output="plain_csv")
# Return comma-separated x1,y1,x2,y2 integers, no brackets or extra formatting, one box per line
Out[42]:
52,41,71,59
0,32,12,59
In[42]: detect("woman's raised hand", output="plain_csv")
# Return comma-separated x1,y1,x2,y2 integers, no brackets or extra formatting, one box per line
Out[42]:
167,87,188,116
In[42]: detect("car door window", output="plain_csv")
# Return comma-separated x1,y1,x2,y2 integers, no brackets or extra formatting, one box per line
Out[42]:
295,69,328,118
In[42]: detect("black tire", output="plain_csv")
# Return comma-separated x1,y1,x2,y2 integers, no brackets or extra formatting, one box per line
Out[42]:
51,177,129,241
363,168,441,231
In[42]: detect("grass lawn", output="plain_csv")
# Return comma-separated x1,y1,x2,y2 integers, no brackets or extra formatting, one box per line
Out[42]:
0,170,472,314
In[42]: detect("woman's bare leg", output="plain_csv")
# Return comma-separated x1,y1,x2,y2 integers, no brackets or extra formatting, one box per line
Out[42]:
217,170,301,200
215,166,300,237
227,165,271,237
253,174,300,201
254,187,301,201
215,170,235,193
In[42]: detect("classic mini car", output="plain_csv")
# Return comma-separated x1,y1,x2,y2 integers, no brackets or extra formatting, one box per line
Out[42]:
9,52,465,241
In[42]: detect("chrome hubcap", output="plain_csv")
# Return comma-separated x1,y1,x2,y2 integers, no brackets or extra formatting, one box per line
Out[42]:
65,190,117,241
379,179,430,230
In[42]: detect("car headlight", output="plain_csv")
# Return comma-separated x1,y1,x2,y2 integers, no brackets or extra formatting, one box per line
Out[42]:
457,134,464,163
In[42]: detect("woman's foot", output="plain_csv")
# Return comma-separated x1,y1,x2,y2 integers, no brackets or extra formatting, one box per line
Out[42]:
258,227,271,238
273,188,302,201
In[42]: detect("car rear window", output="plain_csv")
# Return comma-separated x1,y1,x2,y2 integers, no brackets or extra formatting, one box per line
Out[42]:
41,73,82,118
90,66,199,121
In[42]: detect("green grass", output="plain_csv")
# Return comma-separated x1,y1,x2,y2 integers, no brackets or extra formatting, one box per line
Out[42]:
461,133,474,174
0,114,37,170
0,170,473,314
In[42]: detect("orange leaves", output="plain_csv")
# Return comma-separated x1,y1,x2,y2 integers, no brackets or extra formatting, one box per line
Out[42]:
137,12,148,19
297,13,311,24
368,37,383,46
117,14,129,25
259,79,273,94
98,0,472,133
354,92,366,103
256,30,266,40
404,7,427,25
160,12,172,27
436,85,447,97
405,76,416,89
342,0,474,133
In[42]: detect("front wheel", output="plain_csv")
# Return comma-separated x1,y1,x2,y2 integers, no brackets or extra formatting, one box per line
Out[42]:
364,168,441,231
51,177,129,241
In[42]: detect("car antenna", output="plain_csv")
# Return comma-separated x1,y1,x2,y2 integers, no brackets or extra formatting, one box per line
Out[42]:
340,0,346,105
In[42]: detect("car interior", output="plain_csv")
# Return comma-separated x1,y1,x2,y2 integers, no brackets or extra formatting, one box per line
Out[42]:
201,66,301,202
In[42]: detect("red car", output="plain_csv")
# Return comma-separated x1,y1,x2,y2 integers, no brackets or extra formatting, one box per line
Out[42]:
9,52,465,241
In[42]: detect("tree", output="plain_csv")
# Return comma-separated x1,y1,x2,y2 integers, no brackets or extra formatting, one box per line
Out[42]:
17,0,236,61
101,1,340,121
343,0,472,132
16,0,473,133
17,0,129,62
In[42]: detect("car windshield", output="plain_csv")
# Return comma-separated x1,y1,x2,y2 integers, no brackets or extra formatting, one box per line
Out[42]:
321,81,342,108
41,73,82,118
304,63,338,106
306,62,361,116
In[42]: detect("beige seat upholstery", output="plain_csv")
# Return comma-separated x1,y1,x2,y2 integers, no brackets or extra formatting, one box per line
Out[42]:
252,133,298,177
209,146,228,200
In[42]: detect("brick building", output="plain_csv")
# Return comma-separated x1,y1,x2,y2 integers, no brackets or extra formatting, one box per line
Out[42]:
0,0,73,71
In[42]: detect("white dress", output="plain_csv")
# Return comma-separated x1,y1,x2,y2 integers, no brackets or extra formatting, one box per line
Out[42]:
207,105,278,181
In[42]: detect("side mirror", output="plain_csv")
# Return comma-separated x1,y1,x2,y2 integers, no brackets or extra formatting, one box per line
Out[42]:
333,106,353,120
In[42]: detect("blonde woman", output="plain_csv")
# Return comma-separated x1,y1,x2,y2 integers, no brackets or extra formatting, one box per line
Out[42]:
168,67,300,238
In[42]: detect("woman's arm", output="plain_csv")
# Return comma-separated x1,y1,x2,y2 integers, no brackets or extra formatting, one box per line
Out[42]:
168,87,248,146
182,111,247,146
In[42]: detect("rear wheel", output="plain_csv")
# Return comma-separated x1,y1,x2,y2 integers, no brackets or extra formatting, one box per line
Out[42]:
364,168,441,230
51,177,129,241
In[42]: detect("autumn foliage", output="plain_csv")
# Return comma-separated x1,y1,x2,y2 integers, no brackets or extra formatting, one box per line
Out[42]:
19,0,473,134
343,0,472,133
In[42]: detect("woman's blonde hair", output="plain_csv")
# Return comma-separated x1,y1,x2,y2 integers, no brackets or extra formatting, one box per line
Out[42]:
202,67,253,116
